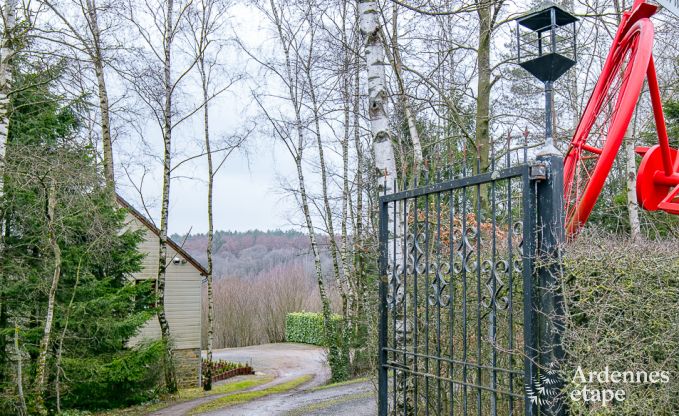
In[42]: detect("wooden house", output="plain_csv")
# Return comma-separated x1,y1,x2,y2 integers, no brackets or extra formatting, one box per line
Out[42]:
117,195,206,387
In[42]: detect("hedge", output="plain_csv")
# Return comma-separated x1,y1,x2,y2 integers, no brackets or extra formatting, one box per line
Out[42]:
563,232,679,415
285,312,342,346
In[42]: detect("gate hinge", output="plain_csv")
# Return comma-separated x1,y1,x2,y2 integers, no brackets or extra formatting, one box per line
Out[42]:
530,163,547,180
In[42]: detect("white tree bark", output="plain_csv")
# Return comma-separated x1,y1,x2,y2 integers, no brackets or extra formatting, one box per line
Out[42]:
85,0,115,187
156,0,178,394
359,0,397,197
0,0,17,212
359,0,410,410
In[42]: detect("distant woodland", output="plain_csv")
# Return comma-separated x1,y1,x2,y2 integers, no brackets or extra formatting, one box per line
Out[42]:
174,230,337,348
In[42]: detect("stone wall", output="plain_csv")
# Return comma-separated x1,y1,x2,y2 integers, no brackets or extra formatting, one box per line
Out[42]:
175,347,201,387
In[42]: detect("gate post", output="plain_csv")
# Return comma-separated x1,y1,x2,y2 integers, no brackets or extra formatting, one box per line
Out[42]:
535,147,566,415
378,198,389,416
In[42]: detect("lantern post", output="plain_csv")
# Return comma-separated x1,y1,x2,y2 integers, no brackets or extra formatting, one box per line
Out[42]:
516,4,578,415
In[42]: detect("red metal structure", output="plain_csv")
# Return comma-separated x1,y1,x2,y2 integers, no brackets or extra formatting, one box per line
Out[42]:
563,0,679,235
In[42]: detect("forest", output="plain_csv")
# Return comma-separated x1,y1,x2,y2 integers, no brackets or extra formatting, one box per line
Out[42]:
0,0,677,415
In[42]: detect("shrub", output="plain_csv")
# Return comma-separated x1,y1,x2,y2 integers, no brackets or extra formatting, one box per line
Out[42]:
59,341,165,410
563,232,679,415
285,312,341,346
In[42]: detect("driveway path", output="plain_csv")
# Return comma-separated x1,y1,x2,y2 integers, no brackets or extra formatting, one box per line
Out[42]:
211,343,330,389
150,343,376,416
201,379,375,416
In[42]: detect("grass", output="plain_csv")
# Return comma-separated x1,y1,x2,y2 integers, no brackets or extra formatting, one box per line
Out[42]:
283,391,373,416
188,374,313,415
310,376,370,391
93,374,274,416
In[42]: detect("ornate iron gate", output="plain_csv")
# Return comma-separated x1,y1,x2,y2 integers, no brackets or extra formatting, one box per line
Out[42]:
377,161,559,416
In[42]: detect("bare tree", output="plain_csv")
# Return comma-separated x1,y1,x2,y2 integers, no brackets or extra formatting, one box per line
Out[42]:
38,0,122,187
247,0,347,380
184,0,246,390
124,0,197,393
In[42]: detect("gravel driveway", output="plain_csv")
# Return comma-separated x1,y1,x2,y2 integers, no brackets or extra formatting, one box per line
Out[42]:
149,343,375,416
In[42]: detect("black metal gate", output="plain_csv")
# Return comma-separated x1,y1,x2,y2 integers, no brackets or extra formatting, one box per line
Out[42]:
378,157,564,416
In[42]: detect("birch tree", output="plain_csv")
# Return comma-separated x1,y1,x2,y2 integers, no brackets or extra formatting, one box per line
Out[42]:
184,0,245,390
359,0,411,410
39,0,119,187
0,0,17,223
248,0,348,381
124,0,195,393
359,0,397,196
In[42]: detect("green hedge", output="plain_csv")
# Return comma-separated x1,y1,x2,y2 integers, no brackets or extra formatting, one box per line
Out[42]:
285,312,342,346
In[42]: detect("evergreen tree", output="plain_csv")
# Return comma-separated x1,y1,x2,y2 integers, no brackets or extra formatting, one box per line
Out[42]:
0,63,163,414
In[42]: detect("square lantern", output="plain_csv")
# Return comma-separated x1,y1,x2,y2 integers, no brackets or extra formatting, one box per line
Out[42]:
517,2,578,83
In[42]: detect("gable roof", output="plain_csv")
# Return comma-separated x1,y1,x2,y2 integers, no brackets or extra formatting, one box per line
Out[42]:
116,194,209,276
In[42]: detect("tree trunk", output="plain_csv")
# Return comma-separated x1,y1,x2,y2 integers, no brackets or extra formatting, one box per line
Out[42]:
359,0,399,260
157,0,178,394
612,0,641,239
359,0,397,195
85,0,115,188
351,7,368,364
34,178,61,415
268,0,343,381
359,0,408,409
201,60,215,391
475,0,492,176
305,48,350,325
625,117,641,238
0,0,17,232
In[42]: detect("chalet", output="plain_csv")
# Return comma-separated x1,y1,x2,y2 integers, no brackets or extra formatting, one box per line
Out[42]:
117,195,206,387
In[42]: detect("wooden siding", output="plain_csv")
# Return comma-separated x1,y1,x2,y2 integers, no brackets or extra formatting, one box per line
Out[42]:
124,212,203,350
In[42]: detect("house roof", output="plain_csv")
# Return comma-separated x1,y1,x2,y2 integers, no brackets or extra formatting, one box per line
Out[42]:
116,194,209,276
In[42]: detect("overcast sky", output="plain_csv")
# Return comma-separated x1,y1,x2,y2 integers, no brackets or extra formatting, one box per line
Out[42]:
114,3,303,236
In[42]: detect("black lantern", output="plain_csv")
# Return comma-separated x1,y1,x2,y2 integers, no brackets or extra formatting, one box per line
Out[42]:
516,2,578,149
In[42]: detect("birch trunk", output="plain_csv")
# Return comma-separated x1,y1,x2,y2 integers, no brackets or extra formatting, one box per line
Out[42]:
85,0,115,188
612,0,642,239
305,46,350,324
201,60,215,391
337,1,357,368
475,0,492,176
359,0,397,196
339,13,356,320
268,0,342,380
351,9,369,363
359,0,409,409
359,0,400,261
34,178,61,415
157,0,178,394
0,0,17,228
625,120,641,238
